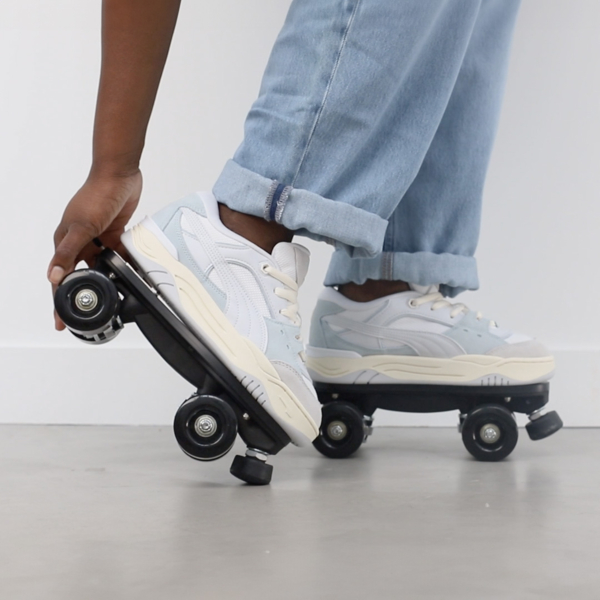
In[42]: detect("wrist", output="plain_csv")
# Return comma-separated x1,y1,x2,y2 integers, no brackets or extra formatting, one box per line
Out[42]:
88,159,141,181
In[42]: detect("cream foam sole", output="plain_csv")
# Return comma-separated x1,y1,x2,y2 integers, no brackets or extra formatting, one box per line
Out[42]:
305,351,555,386
122,222,319,444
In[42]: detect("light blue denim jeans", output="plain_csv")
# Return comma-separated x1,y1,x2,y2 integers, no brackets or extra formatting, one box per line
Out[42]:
213,0,521,296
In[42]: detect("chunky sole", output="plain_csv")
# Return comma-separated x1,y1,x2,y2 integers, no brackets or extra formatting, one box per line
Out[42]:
122,220,319,445
305,347,555,386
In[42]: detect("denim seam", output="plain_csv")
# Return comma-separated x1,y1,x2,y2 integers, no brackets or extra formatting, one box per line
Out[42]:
263,180,279,221
264,181,293,222
381,252,393,280
274,185,292,223
381,211,395,279
290,0,362,187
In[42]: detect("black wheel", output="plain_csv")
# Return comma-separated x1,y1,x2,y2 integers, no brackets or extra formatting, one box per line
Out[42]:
526,410,563,441
461,404,518,461
313,402,365,459
173,395,238,461
230,455,273,485
54,270,121,339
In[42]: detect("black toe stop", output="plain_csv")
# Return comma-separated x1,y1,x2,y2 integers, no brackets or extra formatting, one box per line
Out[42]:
526,410,563,441
230,455,273,485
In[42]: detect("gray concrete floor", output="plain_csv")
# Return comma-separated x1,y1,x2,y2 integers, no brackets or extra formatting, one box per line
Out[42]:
0,425,597,600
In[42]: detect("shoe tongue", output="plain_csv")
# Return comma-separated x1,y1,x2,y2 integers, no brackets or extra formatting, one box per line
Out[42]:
271,242,310,286
409,283,439,295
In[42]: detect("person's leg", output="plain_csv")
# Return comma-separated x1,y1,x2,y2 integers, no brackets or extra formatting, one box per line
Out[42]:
326,0,522,298
124,0,490,448
306,0,555,387
214,0,487,260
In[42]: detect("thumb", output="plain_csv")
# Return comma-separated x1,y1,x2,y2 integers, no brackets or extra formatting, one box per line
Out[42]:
48,222,97,285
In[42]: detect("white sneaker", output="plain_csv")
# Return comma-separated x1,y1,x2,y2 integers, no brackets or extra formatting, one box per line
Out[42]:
306,285,555,386
121,191,321,446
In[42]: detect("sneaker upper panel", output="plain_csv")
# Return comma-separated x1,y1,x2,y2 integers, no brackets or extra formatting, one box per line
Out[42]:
156,194,291,353
182,209,268,345
258,243,321,426
308,287,551,360
184,195,320,427
172,194,318,399
121,191,322,445
307,287,554,386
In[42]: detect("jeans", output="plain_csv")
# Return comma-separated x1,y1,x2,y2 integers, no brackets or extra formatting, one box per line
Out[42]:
213,0,521,296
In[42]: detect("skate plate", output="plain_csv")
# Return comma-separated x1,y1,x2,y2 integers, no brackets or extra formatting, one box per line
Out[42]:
312,375,562,461
54,247,291,484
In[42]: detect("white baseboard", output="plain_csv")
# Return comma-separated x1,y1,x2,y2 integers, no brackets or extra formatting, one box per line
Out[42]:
1,345,596,427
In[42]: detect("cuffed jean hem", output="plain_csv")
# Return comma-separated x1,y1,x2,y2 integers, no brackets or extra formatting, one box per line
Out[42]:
324,250,480,298
213,160,389,258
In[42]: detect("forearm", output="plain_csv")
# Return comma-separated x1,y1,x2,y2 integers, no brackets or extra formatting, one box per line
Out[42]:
91,0,181,177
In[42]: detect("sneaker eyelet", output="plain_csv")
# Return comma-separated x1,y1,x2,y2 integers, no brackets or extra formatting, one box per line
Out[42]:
408,299,418,308
260,263,269,274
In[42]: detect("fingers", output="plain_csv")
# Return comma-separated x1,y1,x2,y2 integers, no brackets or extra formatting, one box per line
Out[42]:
48,222,97,285
49,223,98,332
54,309,66,331
78,243,101,270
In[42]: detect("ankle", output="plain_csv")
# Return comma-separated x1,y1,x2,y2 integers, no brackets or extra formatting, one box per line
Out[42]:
218,203,293,253
338,279,411,302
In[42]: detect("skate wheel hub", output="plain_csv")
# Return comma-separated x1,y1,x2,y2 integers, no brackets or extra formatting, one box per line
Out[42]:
74,289,99,312
327,420,348,441
194,415,218,438
479,423,501,444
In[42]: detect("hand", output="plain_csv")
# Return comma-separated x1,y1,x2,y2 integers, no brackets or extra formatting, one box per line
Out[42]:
48,169,142,330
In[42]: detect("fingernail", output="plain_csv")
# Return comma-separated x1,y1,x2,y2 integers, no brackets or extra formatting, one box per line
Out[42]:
48,266,65,284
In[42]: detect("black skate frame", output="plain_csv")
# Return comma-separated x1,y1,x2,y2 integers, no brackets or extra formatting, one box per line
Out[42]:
314,380,550,418
94,248,291,457
312,369,561,461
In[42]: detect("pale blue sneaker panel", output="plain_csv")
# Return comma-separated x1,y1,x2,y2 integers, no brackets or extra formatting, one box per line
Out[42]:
264,318,305,373
320,321,417,357
309,300,417,356
308,300,345,348
161,214,227,311
153,193,207,230
443,311,507,355
309,298,515,357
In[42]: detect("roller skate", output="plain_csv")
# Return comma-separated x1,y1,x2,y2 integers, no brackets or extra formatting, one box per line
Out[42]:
306,285,562,461
54,191,321,485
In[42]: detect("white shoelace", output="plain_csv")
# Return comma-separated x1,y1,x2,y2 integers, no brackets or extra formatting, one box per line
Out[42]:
262,263,307,361
261,264,301,328
409,292,497,327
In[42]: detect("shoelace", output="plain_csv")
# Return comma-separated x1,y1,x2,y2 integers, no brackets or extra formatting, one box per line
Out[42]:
261,263,301,328
262,263,307,361
409,292,497,327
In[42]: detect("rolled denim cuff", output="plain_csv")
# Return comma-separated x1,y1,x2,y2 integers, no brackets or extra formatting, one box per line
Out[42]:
324,249,479,298
213,160,389,258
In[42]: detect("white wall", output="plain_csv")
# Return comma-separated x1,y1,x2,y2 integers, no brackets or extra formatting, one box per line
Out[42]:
1,0,598,427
